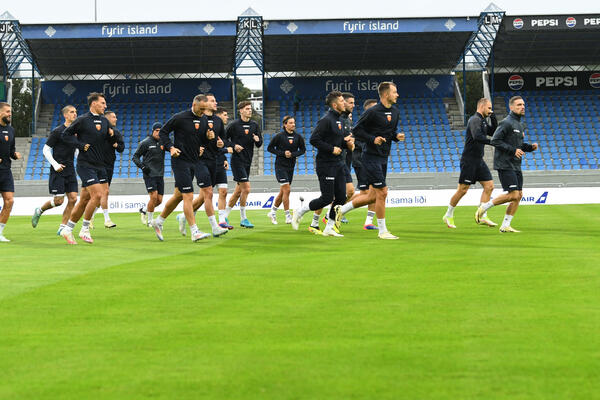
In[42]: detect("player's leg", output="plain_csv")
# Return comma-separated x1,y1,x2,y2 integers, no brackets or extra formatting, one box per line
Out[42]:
499,172,523,232
76,183,103,242
282,181,292,224
292,164,335,231
217,185,231,228
477,170,518,223
325,168,346,237
444,184,469,228
147,190,159,225
100,182,115,228
238,181,253,228
0,191,14,241
269,185,284,225
477,180,497,227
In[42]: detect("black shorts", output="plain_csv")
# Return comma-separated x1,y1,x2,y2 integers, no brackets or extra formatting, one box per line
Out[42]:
361,153,388,189
215,163,227,186
231,158,251,183
0,169,14,192
275,166,294,185
343,165,353,184
352,151,369,191
172,158,201,193
498,169,523,192
197,159,217,188
459,158,493,185
143,175,164,195
105,167,114,186
77,165,108,188
49,168,78,195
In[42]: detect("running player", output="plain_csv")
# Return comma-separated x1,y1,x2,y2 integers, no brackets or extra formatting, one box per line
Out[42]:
97,110,124,228
476,96,538,232
443,98,498,228
223,101,263,228
133,122,165,227
0,102,22,242
31,105,78,234
266,115,306,224
214,107,234,229
59,92,117,244
336,82,405,240
150,94,228,241
291,91,354,236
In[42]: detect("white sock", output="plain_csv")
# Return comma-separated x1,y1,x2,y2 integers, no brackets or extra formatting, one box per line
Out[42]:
325,218,335,230
502,214,513,228
208,215,219,230
311,213,320,228
66,220,76,230
285,209,291,217
446,205,455,217
142,205,147,213
103,209,110,222
82,219,91,229
298,204,311,218
482,200,495,211
341,202,354,215
155,216,165,225
218,209,226,223
0,223,5,234
147,211,154,222
365,211,375,225
190,224,199,234
377,218,387,233
271,205,278,213
240,207,247,220
224,206,232,218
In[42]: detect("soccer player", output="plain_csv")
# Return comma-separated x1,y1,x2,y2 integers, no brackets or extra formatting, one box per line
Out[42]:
59,92,118,244
336,82,405,240
150,94,228,242
175,94,232,236
0,102,22,242
133,122,165,227
267,115,306,224
223,100,263,228
350,98,378,230
214,107,234,229
97,110,125,228
476,96,538,232
31,105,78,234
291,91,354,237
443,98,498,228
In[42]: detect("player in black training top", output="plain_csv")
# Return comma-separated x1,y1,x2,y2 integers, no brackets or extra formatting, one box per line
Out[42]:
59,92,118,245
31,105,78,234
222,100,263,228
443,98,498,229
133,122,165,227
291,91,354,237
94,110,124,228
266,115,306,225
0,102,22,242
213,107,233,229
175,93,231,237
337,82,405,240
150,94,228,242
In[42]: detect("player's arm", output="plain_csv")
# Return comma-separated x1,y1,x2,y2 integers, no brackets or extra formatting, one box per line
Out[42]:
487,113,498,135
253,123,263,148
352,109,377,144
470,116,491,145
9,134,20,159
159,116,179,156
309,118,335,153
267,134,284,156
132,140,147,171
114,130,125,153
521,142,538,152
292,135,306,157
61,118,87,151
491,122,515,154
42,134,64,171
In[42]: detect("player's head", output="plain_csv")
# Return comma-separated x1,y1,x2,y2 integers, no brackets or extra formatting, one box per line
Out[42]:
215,107,228,124
342,92,355,113
509,96,525,116
104,110,117,127
192,94,208,115
363,99,377,111
205,93,218,113
476,98,493,118
238,101,252,120
0,102,12,125
325,91,345,113
151,122,162,140
87,92,107,114
282,115,295,133
61,105,77,123
377,82,398,104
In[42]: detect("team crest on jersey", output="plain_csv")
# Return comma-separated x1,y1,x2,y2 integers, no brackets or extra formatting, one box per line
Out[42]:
194,119,201,130
336,121,342,130
160,145,164,150
244,125,250,134
208,120,213,129
4,135,8,141
386,114,392,122
95,124,101,131
288,139,294,144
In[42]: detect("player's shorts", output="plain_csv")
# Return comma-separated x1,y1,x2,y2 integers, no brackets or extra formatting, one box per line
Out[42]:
49,168,78,195
105,167,114,186
196,159,217,189
361,153,388,189
0,169,14,192
215,164,227,187
343,164,353,184
275,166,294,185
498,169,523,192
76,165,108,188
172,158,201,193
352,150,369,191
231,158,251,183
143,175,164,195
459,158,493,185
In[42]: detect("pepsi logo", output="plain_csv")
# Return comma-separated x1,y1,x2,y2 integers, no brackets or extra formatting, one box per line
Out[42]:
513,18,524,29
590,73,600,89
508,75,524,91
566,17,577,28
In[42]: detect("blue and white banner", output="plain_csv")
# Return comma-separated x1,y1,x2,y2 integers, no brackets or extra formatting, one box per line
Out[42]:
267,75,454,100
41,79,233,104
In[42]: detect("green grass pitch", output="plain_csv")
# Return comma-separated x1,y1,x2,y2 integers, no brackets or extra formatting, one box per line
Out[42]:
1,204,599,399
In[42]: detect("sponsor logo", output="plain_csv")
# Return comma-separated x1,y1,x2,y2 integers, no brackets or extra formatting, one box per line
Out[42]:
513,18,524,29
0,23,15,33
536,191,548,204
508,75,524,90
589,73,600,89
531,19,558,27
325,177,335,180
584,18,600,26
262,196,275,208
536,76,578,87
566,17,577,28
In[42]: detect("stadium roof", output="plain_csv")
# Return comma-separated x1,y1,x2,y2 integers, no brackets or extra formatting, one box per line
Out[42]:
491,14,600,67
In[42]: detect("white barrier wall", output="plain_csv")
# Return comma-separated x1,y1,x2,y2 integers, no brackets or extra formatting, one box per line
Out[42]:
4,187,600,216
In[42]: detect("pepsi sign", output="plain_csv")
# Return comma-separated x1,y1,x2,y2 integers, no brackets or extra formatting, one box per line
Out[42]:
566,17,577,28
508,75,524,91
590,73,600,89
513,18,524,29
